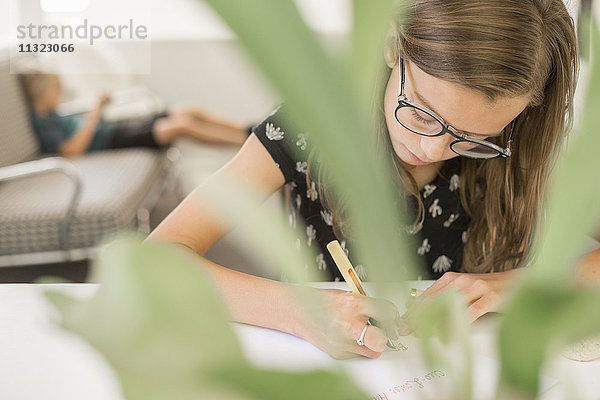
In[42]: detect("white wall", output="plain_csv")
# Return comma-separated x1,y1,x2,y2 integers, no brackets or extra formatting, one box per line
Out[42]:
1,0,351,122
2,0,351,41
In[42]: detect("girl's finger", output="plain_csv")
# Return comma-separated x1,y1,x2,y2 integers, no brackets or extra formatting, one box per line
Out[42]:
357,296,400,323
396,314,415,336
404,275,469,319
351,322,388,354
461,279,490,306
354,345,383,359
467,294,499,322
421,271,461,297
401,275,474,334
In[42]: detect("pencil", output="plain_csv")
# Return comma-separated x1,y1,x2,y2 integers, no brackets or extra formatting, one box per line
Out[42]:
326,240,368,296
326,240,407,351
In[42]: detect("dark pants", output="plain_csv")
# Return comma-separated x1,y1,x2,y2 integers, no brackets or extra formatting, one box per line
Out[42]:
109,111,255,149
108,111,169,149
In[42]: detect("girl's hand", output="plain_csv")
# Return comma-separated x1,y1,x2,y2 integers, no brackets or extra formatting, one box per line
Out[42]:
296,289,402,359
402,269,523,331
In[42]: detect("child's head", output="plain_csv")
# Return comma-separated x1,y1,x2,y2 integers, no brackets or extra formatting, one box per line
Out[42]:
19,72,62,113
382,0,578,273
316,0,578,274
382,0,576,167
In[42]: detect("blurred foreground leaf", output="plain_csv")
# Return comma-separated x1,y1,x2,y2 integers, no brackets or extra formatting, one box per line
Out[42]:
210,366,368,400
412,291,473,400
349,0,398,109
197,175,346,332
498,20,600,397
499,284,600,396
47,235,368,400
198,175,324,283
202,0,418,287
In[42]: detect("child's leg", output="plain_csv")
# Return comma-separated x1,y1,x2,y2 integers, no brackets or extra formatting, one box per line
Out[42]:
169,106,247,132
152,114,249,146
151,117,182,146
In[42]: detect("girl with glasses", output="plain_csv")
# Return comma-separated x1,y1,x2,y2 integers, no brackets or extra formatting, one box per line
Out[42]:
150,0,594,358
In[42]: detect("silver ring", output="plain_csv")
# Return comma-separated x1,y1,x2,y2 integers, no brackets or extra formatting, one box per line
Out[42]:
356,324,369,346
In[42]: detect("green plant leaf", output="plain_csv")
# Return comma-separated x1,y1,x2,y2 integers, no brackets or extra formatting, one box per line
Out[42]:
210,367,368,400
201,0,419,289
499,284,600,396
349,0,399,110
498,19,600,397
533,18,600,282
196,176,345,330
198,175,324,283
46,234,249,400
411,291,473,400
46,235,370,400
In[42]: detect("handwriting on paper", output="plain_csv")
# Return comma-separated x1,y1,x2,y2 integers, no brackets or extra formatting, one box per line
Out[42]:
369,370,446,400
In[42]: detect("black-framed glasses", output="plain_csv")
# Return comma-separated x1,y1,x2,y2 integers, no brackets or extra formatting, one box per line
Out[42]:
394,57,517,159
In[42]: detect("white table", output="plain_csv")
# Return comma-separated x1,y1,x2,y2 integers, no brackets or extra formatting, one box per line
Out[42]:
0,283,599,400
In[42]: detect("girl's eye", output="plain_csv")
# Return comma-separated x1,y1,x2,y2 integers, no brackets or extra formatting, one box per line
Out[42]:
410,108,438,126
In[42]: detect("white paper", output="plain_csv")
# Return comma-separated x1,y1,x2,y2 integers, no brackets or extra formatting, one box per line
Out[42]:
235,280,557,400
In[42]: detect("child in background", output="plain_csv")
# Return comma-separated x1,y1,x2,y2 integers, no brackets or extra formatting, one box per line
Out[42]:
19,72,250,157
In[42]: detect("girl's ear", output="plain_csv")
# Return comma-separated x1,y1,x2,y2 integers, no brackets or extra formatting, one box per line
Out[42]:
384,47,397,69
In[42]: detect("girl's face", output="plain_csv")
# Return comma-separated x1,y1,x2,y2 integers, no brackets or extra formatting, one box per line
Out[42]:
383,59,530,168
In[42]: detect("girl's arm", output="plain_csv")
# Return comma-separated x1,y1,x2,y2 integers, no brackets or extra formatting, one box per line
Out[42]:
58,94,109,157
148,134,399,359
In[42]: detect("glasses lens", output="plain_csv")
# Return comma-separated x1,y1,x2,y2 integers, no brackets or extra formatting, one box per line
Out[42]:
451,140,500,159
396,105,443,136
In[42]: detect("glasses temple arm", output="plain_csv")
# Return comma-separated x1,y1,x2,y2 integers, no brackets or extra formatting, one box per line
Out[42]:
398,56,405,97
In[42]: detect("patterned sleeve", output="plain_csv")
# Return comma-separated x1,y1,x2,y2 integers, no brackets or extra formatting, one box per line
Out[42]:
251,104,310,184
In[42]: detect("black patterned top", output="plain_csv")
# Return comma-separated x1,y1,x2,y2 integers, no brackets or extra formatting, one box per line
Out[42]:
252,105,471,281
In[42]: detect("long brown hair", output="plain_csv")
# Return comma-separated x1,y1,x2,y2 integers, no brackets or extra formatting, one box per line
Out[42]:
311,0,578,273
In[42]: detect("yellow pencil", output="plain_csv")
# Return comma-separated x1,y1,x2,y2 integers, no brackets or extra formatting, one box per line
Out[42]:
326,240,369,296
326,240,407,351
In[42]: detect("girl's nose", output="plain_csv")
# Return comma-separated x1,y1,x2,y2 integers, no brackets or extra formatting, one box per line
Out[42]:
420,134,452,162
